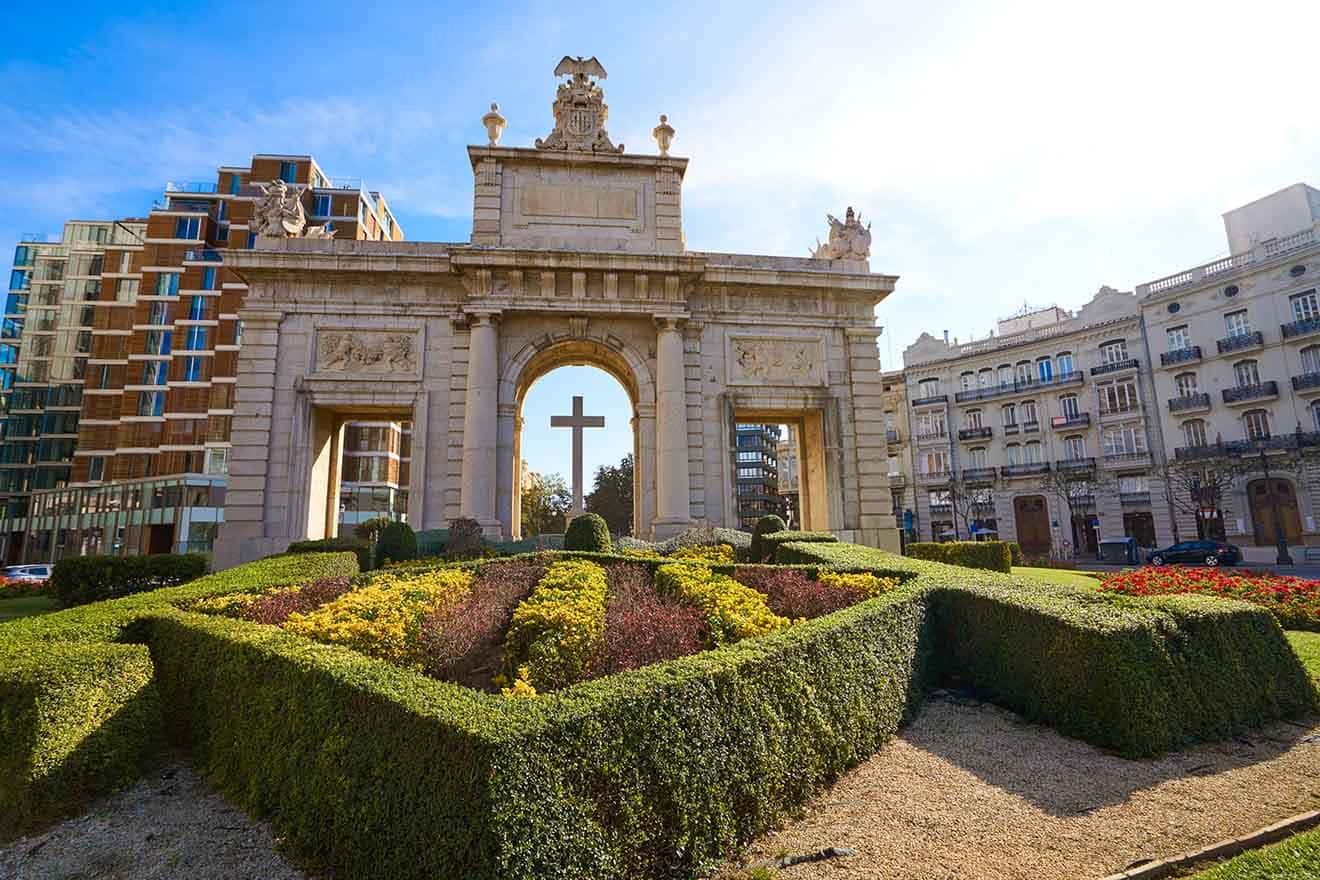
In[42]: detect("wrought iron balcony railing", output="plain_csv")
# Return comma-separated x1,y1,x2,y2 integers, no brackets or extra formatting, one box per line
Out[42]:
1293,373,1320,393
1160,346,1202,367
1001,462,1050,477
1175,431,1320,461
1103,451,1152,466
1055,456,1096,472
1222,381,1278,404
1050,414,1091,430
911,394,948,407
958,426,993,441
1090,358,1140,376
1216,330,1264,354
962,466,998,483
1282,318,1320,340
952,371,1084,404
1120,491,1152,504
1168,392,1211,413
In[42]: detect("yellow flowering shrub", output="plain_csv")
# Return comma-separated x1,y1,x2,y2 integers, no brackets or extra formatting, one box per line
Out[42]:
501,666,538,698
668,544,736,565
655,562,789,645
191,592,261,617
504,560,608,690
816,571,902,597
619,548,663,559
283,568,473,668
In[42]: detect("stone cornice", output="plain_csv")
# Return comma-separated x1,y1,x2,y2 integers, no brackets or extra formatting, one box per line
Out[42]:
447,246,706,275
467,144,689,177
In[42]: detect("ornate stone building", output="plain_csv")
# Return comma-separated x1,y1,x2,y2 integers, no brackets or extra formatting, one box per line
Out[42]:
212,58,900,568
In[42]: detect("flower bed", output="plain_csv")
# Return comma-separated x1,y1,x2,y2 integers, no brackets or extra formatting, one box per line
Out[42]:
1100,567,1320,631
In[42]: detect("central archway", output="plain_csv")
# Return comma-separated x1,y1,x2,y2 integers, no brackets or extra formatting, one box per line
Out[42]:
497,330,656,540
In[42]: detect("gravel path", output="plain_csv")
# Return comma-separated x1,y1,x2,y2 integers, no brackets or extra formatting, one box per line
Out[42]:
720,692,1320,879
0,761,307,880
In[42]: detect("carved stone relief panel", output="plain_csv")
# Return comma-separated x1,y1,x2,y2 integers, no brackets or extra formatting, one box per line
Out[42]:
725,335,827,387
312,329,422,379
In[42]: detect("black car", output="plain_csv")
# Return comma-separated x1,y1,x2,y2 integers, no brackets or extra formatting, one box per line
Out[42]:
1146,540,1241,567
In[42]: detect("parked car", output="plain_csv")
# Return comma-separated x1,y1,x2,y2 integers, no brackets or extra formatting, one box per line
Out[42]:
1146,540,1241,567
2,564,52,583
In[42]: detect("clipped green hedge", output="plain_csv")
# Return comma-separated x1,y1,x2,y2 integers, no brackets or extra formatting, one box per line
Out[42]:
906,540,1013,573
0,642,160,836
51,553,210,607
144,581,931,880
288,536,372,572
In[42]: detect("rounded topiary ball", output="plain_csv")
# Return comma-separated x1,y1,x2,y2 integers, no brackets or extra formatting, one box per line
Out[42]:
376,521,418,565
565,513,612,552
752,514,787,562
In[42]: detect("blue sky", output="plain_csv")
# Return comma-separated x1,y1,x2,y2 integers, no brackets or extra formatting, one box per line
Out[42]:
3,0,1318,485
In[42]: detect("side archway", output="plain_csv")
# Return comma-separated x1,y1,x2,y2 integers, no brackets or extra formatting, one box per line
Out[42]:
497,330,657,539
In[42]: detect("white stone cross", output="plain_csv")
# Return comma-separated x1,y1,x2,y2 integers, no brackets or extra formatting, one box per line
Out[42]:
550,395,605,520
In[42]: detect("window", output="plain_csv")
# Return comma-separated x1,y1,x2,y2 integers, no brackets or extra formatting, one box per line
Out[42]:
1290,290,1319,323
1001,403,1017,426
97,364,112,389
205,447,229,476
175,217,201,240
1023,441,1042,463
314,194,333,216
148,301,170,325
202,267,217,290
10,270,30,290
234,320,244,346
246,232,257,248
967,447,987,469
1313,402,1320,432
141,361,167,385
1055,352,1074,375
977,368,993,388
136,391,164,417
1243,409,1270,440
1119,475,1147,494
145,330,171,355
1103,426,1146,456
1059,394,1079,419
922,450,950,474
917,378,939,398
279,161,297,183
155,273,179,296
917,410,946,437
1005,443,1020,465
997,365,1012,387
87,456,105,482
1036,357,1053,381
1174,372,1199,396
1233,360,1260,387
960,372,974,391
1021,400,1038,424
965,410,983,430
182,326,208,350
188,296,207,320
1100,340,1129,363
115,279,139,301
887,455,899,476
1224,310,1251,337
1064,435,1086,460
1098,381,1139,414
183,356,203,382
1015,361,1032,384
1182,419,1208,448
1167,325,1191,351
1303,346,1320,376
229,173,241,195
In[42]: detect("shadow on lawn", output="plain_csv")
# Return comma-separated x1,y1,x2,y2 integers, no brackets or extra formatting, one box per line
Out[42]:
903,691,1319,818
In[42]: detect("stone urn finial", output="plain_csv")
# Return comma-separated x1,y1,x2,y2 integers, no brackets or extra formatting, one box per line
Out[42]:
482,102,507,146
652,114,675,156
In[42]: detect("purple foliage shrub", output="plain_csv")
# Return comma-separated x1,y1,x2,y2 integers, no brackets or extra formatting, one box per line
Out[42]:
591,565,709,677
421,556,549,679
732,566,865,619
239,576,354,625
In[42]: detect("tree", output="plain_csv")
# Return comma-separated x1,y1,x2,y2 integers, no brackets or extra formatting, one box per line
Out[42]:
944,474,996,542
521,469,571,536
586,453,634,537
1036,465,1116,558
1150,456,1236,544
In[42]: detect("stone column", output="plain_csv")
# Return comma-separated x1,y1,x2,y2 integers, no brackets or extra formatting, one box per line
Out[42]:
653,317,691,537
460,312,501,536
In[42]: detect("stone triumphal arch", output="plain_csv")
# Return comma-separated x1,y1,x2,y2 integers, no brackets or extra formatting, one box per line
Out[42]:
212,57,899,568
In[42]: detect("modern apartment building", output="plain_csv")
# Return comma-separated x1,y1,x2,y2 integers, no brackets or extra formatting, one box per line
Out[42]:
1137,183,1320,551
734,423,782,529
776,425,800,527
901,288,1168,558
0,154,407,563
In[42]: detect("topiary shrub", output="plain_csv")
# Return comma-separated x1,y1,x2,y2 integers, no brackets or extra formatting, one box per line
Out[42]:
353,516,394,545
907,540,1012,573
751,515,787,562
376,521,418,566
446,518,486,561
52,554,210,607
1006,541,1024,567
564,513,612,553
288,537,372,572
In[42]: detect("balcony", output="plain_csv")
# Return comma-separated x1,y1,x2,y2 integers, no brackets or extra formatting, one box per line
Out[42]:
1001,462,1050,478
1282,317,1320,340
930,502,952,514
886,472,905,487
915,430,949,445
1222,381,1279,405
952,371,1084,404
1168,392,1211,414
962,466,998,483
1003,423,1020,436
183,249,223,263
1055,457,1096,473
918,470,951,484
165,180,219,194
1050,414,1091,430
1120,491,1152,505
1021,420,1041,434
1293,373,1320,395
958,426,993,442
1216,331,1264,355
911,394,948,407
1160,346,1202,367
1098,406,1142,424
1102,451,1152,468
1090,358,1140,377
885,428,900,444
1176,432,1320,461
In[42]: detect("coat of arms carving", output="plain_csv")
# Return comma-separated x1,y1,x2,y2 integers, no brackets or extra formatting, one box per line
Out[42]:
727,337,826,386
535,56,625,154
316,332,417,375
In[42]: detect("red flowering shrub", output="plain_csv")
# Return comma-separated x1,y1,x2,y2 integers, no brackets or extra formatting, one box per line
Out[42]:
1101,567,1320,631
591,572,709,677
732,566,866,619
421,556,549,686
239,576,354,625
0,576,52,598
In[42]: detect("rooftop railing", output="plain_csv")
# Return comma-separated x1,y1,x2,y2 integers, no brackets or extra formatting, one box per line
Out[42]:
1136,224,1317,298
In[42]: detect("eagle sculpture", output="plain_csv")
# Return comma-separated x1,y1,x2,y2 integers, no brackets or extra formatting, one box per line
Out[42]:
553,56,608,79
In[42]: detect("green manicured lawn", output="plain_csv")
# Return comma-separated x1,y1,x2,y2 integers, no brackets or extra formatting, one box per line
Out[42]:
1010,566,1103,590
0,595,59,622
1187,827,1320,878
1286,630,1320,679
